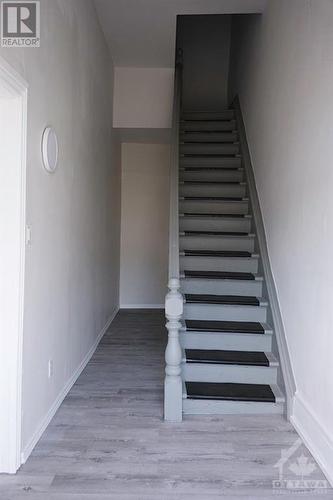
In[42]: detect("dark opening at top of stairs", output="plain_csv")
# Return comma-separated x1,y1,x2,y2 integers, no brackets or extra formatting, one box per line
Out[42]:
185,382,276,403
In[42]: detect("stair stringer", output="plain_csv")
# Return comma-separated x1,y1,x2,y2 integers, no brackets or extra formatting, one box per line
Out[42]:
233,96,296,419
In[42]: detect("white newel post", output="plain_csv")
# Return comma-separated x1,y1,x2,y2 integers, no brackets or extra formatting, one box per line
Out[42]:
164,278,183,422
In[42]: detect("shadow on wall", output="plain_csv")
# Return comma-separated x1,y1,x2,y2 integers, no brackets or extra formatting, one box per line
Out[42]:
228,14,263,105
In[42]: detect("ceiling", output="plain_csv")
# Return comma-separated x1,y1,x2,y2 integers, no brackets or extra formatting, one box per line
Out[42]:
94,0,266,67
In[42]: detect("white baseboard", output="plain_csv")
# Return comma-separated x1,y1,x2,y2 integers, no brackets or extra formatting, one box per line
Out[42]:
120,304,164,309
21,306,119,464
291,391,333,487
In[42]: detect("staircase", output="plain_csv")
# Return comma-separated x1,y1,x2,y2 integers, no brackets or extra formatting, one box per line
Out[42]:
177,109,285,415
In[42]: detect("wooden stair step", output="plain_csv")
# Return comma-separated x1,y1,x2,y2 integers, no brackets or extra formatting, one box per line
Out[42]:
185,349,269,366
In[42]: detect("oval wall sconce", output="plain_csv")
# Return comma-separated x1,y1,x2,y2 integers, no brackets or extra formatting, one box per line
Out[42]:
42,127,58,173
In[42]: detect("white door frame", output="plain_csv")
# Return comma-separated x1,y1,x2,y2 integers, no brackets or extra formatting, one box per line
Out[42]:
0,56,28,473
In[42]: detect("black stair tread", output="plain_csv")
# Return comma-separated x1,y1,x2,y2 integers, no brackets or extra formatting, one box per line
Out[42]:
181,117,234,122
182,196,245,201
181,118,235,123
182,167,240,171
186,382,275,403
183,231,249,236
181,130,236,134
183,141,237,145
182,249,252,258
182,181,241,184
181,132,237,136
182,213,248,218
185,319,265,334
183,144,236,147
182,137,236,141
181,131,237,135
185,294,260,306
184,270,255,280
183,154,239,158
185,349,269,366
181,118,235,122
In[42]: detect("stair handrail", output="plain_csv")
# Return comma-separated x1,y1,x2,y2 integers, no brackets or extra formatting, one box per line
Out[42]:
164,48,184,422
168,48,182,281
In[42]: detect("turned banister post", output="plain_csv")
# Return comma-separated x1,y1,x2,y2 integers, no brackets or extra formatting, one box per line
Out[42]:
164,48,183,422
164,277,183,422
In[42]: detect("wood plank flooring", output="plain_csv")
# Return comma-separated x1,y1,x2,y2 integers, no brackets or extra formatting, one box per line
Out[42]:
0,309,331,499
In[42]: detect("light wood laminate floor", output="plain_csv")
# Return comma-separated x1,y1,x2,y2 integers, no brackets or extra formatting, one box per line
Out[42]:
0,309,331,499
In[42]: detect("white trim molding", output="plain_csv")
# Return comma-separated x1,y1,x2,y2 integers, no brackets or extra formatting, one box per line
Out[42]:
21,307,119,464
0,56,28,96
291,392,333,487
0,56,28,474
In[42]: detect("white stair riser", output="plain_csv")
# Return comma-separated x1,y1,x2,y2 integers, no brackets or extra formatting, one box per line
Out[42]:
179,217,252,233
179,200,248,215
180,331,272,352
181,120,236,132
180,184,246,198
180,256,258,273
183,399,284,415
180,132,238,143
181,144,239,155
180,157,241,167
180,235,255,252
182,110,235,120
180,170,243,182
180,278,263,296
184,303,267,322
183,363,277,385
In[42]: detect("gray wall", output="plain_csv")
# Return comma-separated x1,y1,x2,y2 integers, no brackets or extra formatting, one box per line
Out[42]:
178,15,231,111
228,0,333,482
120,143,170,307
0,0,121,458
